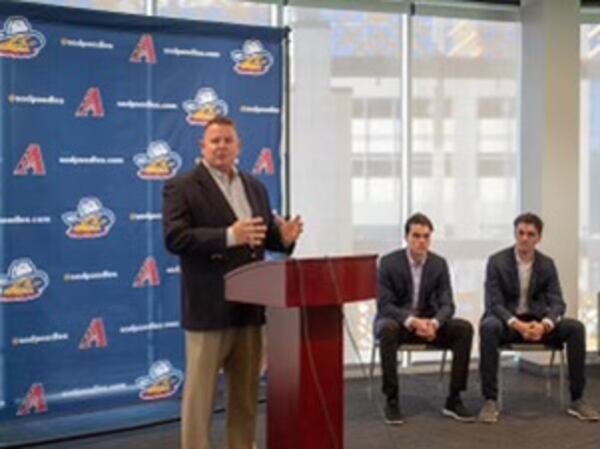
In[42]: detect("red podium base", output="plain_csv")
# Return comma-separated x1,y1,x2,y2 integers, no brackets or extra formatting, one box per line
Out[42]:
225,255,377,449
267,306,343,449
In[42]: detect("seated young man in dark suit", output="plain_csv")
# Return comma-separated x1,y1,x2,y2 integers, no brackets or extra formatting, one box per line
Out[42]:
478,212,599,423
375,213,475,424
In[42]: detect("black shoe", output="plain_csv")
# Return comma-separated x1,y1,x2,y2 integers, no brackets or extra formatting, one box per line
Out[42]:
442,397,476,423
384,398,404,425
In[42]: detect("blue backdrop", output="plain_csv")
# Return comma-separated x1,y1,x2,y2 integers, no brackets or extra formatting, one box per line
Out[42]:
0,0,285,437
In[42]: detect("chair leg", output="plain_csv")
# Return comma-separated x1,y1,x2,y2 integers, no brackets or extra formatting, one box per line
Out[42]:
439,350,447,392
559,349,566,410
403,350,410,368
546,350,555,398
498,357,503,411
370,344,378,377
368,343,377,399
395,350,405,398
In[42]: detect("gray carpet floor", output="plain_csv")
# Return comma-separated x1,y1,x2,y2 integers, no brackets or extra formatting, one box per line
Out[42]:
23,365,600,449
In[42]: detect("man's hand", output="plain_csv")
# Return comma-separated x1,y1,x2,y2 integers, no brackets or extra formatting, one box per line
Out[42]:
412,318,437,342
512,319,544,342
276,214,304,246
232,217,267,247
512,319,532,340
526,322,545,341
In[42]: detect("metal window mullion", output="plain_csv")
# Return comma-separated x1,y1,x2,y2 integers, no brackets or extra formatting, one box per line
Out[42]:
273,0,284,26
402,11,413,222
414,0,519,22
286,0,409,14
581,8,600,24
365,99,371,201
282,30,291,216
516,17,523,214
246,0,285,5
271,2,289,214
145,0,157,16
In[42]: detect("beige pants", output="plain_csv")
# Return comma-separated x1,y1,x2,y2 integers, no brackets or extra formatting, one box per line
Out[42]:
181,326,262,449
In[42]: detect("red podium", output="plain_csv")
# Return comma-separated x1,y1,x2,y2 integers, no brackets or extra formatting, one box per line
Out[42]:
225,255,377,449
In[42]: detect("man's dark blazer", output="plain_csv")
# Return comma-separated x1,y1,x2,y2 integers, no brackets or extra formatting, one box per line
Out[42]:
483,246,566,324
376,248,455,327
162,163,289,331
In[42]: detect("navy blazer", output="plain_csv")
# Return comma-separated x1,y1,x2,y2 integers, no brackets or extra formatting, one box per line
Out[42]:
376,249,455,327
162,163,290,331
483,246,565,324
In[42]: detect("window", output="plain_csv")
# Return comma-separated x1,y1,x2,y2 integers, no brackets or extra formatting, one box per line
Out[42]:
23,0,144,14
411,16,520,334
158,0,273,25
580,23,600,350
287,6,405,362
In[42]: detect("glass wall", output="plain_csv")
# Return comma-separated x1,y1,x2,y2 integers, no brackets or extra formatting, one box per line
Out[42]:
580,23,600,351
287,5,405,363
411,16,519,340
288,8,520,361
20,0,273,22
24,0,144,13
157,0,273,25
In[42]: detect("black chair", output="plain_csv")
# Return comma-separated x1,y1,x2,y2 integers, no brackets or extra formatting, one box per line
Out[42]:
368,338,449,397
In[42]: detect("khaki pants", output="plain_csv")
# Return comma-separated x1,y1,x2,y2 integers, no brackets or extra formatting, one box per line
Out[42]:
181,326,262,449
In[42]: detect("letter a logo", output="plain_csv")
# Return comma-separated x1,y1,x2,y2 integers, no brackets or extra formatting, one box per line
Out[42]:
133,257,160,287
79,318,108,349
17,383,48,416
252,148,275,175
14,144,46,176
76,87,104,118
130,34,157,64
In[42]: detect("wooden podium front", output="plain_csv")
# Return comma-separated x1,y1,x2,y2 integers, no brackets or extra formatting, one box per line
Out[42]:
225,255,377,449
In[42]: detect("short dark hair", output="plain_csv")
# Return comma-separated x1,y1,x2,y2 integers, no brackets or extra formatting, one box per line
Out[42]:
404,213,434,236
204,116,237,132
513,212,544,234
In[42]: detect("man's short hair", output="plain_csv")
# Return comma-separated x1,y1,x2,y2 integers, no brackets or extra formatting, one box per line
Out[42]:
204,116,237,132
513,212,544,235
404,213,434,236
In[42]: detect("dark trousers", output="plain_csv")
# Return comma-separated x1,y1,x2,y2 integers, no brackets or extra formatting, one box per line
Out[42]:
376,317,473,401
479,315,587,401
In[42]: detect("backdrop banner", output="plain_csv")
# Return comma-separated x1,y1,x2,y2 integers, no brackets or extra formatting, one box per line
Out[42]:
0,0,285,439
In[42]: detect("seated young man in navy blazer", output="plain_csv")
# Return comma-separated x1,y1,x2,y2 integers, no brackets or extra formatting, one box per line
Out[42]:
375,213,475,424
478,212,599,423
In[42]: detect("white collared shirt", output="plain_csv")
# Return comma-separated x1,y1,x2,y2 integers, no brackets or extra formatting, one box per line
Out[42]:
507,248,555,332
515,248,533,315
407,251,426,310
404,251,434,330
203,160,252,247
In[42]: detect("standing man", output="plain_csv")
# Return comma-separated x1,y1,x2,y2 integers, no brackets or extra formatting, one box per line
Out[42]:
478,212,599,423
375,213,475,424
163,116,303,449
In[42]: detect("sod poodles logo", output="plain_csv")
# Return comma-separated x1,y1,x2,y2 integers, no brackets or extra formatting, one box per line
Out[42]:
133,141,182,180
0,17,45,59
182,88,228,126
0,258,49,303
135,360,183,400
62,197,116,239
231,40,273,76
